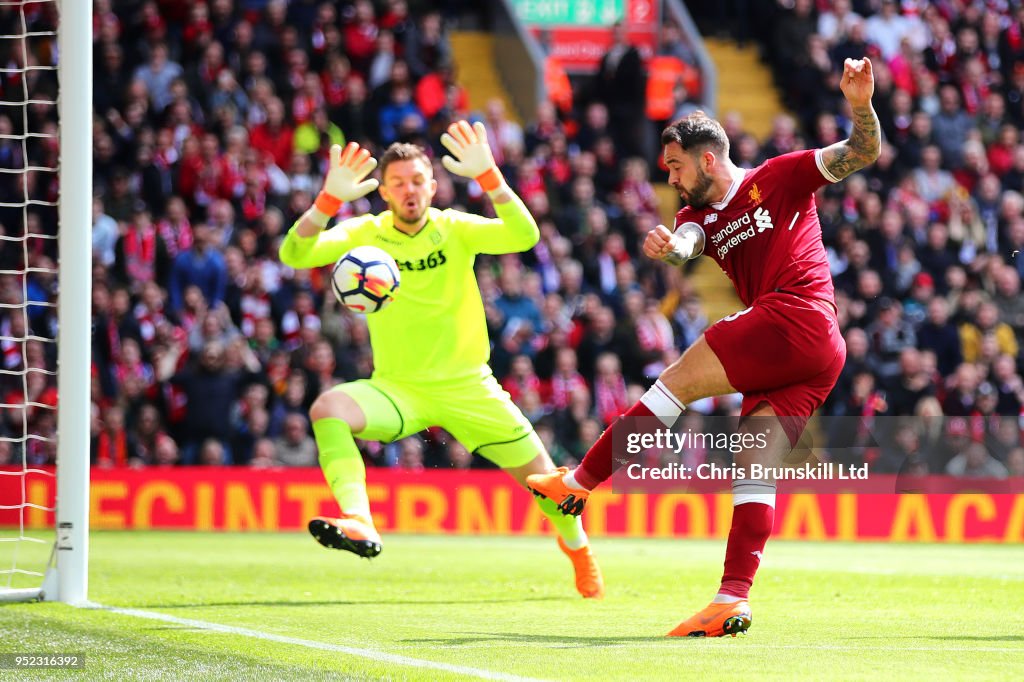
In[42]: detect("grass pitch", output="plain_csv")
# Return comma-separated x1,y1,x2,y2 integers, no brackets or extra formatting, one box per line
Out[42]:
2,531,1023,680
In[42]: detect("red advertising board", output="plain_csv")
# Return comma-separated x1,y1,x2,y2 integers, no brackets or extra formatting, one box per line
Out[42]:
530,27,658,73
2,467,1023,543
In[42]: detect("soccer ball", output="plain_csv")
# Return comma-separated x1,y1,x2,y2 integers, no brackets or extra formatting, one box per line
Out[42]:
330,246,400,313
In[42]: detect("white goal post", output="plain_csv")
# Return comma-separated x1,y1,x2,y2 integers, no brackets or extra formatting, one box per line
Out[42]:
53,0,91,605
0,0,91,605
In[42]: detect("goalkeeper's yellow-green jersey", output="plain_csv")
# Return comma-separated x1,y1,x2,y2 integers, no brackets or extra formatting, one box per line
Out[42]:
279,198,539,383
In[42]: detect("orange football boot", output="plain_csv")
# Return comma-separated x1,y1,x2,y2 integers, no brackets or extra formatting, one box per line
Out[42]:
667,600,752,638
557,537,605,599
308,514,382,558
526,466,590,516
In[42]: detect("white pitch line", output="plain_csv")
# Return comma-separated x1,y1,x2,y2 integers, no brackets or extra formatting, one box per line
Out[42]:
88,604,547,682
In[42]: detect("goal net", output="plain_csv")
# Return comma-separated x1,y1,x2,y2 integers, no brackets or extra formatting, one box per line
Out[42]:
0,0,90,604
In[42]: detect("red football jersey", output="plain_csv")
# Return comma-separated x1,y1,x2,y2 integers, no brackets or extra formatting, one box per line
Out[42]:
675,149,838,309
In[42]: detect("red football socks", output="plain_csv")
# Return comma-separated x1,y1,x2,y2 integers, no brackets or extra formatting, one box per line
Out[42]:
718,481,777,599
575,381,684,490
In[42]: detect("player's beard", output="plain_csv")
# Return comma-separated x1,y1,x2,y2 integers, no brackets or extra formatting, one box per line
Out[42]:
679,168,714,209
391,198,427,227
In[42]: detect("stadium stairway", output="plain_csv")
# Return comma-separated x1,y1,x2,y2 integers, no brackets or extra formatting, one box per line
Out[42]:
703,38,786,142
449,31,522,124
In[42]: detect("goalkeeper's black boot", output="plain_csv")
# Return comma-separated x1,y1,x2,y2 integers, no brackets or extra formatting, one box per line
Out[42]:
308,514,382,558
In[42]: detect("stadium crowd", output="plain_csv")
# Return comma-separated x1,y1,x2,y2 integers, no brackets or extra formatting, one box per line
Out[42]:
1,0,1023,481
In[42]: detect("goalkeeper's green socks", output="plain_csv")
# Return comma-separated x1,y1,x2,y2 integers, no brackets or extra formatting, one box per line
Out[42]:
313,418,373,522
536,496,588,549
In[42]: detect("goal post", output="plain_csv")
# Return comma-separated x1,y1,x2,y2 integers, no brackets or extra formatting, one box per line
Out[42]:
52,0,92,605
0,0,91,605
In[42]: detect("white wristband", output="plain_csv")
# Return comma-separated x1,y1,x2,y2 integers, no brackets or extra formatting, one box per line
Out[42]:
664,221,705,265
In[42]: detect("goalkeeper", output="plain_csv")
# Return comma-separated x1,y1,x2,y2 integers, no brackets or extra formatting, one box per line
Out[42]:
278,121,603,599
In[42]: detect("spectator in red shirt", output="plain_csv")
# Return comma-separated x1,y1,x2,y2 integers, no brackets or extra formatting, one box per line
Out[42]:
546,347,589,410
415,61,461,121
592,353,629,426
502,354,543,406
93,404,140,469
114,206,170,294
321,53,353,111
156,195,193,259
344,0,379,74
249,97,294,169
182,1,213,58
987,124,1018,177
379,0,414,52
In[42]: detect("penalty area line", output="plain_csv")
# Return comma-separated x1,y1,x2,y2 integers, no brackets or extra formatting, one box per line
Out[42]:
88,603,547,682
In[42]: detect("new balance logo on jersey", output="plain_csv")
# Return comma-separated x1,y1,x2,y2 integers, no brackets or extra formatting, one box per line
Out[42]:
704,213,718,225
754,207,773,232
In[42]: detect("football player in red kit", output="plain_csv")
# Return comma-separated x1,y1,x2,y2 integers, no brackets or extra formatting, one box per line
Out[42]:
528,58,880,636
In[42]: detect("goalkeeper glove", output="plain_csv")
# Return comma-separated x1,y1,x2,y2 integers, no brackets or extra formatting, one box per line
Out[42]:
440,120,504,193
314,142,380,216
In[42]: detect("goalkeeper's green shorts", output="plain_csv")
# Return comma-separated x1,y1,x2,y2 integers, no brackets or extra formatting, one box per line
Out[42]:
334,373,543,469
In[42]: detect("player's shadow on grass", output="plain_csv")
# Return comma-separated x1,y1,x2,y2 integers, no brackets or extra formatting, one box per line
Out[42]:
403,632,666,648
133,597,562,609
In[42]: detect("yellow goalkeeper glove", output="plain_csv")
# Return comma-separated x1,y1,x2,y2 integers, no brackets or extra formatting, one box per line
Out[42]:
315,142,379,215
440,120,504,193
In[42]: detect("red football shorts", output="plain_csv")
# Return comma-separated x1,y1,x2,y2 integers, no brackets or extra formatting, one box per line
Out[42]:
704,291,846,446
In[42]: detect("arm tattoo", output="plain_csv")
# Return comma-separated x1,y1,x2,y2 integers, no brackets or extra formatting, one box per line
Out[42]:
821,106,881,181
